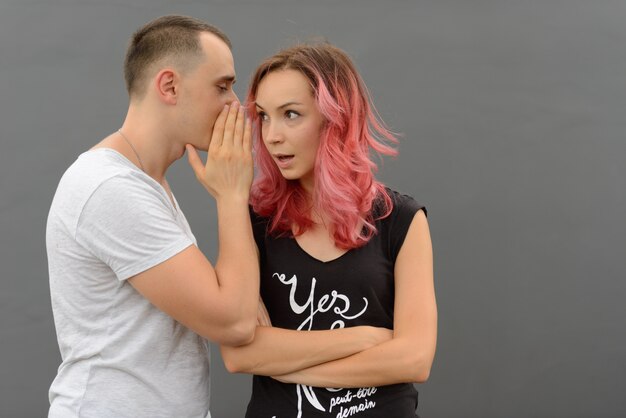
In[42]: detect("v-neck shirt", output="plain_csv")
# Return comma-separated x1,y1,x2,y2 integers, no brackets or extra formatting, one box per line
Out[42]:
247,189,426,417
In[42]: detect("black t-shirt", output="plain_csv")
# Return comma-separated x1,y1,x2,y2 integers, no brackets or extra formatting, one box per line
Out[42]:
246,189,426,418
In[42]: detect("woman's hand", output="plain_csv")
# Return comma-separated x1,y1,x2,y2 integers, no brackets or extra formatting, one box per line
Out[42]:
268,210,437,388
186,102,253,202
257,298,272,327
221,325,393,376
367,326,393,346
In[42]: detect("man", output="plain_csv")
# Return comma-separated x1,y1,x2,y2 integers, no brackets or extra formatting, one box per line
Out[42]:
46,15,257,417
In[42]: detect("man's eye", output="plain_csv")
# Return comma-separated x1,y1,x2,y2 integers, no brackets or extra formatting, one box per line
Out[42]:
218,85,228,92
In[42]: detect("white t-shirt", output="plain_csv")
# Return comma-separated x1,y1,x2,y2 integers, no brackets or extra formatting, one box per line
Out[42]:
46,149,211,418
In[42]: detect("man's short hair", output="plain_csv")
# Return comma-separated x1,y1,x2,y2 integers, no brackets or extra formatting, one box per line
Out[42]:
124,15,231,98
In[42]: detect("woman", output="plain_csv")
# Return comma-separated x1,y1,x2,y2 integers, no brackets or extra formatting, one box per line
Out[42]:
222,43,437,417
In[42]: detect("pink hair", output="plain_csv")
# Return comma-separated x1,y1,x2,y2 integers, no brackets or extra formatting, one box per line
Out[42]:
247,43,398,249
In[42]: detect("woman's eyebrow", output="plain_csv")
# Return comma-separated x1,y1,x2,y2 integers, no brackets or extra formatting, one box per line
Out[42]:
255,101,303,110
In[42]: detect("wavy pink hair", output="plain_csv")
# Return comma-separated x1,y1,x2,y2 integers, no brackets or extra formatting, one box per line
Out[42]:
247,43,398,249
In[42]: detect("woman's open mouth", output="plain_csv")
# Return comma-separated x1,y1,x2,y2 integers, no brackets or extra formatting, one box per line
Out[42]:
274,154,294,168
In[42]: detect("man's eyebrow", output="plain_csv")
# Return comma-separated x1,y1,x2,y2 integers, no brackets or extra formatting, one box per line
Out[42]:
216,75,236,84
255,101,303,110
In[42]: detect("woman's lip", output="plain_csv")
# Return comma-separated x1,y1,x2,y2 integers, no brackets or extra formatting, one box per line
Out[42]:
274,154,294,168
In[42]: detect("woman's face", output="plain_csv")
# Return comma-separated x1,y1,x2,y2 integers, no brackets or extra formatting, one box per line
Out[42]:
255,69,325,193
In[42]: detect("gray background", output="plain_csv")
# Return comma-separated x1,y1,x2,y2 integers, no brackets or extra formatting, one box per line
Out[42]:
1,1,625,417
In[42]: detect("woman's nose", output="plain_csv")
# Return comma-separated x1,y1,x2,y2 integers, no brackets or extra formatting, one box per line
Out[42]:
264,123,284,144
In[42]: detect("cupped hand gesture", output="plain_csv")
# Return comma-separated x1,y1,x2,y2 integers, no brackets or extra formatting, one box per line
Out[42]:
186,102,253,201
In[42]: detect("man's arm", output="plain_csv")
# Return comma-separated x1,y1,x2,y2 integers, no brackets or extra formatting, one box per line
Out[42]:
130,103,259,346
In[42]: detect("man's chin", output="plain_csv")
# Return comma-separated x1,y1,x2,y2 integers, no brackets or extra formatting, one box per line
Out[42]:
190,141,210,153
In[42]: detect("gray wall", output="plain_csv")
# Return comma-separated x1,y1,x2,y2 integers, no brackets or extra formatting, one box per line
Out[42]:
1,1,625,417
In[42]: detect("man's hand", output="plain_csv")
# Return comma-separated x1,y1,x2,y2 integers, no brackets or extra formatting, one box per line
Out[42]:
186,102,253,201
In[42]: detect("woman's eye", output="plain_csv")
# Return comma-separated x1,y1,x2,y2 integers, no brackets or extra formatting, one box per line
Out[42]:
218,85,228,92
285,110,299,120
257,112,268,122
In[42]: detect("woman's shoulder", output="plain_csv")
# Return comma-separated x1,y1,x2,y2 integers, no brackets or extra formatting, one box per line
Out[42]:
376,188,426,260
380,187,427,218
248,205,271,241
249,205,268,222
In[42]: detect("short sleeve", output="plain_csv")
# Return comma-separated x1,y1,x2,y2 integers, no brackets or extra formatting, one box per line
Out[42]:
249,206,269,260
388,190,427,261
76,174,194,281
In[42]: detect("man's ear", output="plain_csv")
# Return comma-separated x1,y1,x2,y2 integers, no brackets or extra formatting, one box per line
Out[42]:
154,69,178,105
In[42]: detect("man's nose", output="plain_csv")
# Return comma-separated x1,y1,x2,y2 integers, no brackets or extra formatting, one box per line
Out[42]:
224,91,239,107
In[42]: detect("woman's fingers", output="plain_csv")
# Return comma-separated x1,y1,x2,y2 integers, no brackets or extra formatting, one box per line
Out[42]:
257,298,272,327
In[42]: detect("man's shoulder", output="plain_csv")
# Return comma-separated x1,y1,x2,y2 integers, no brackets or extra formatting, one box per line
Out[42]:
62,148,136,185
62,148,161,195
49,149,150,228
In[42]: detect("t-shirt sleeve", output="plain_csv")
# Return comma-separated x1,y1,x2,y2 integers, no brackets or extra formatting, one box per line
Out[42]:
75,174,194,281
388,191,427,261
249,206,268,260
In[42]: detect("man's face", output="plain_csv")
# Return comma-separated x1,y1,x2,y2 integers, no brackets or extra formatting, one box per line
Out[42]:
179,32,238,150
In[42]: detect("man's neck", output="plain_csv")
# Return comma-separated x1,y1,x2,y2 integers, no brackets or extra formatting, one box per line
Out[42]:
118,107,186,184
